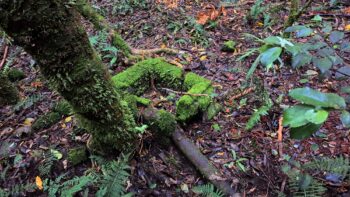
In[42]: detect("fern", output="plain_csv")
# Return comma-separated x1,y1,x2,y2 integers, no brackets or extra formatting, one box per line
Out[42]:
0,183,36,197
14,94,43,111
304,156,350,180
287,171,326,197
192,184,224,197
44,173,91,197
91,154,132,197
245,99,272,130
38,152,56,177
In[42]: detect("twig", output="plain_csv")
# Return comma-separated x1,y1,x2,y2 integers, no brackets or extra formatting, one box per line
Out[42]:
161,88,209,97
0,45,9,70
229,87,254,101
277,116,283,156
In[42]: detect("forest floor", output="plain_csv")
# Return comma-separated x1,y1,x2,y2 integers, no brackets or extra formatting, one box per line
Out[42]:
1,0,350,196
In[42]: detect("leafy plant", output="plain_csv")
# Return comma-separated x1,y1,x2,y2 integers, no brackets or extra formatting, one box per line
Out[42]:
0,183,36,197
283,87,348,139
282,156,350,196
89,154,132,197
245,0,266,24
13,94,43,112
238,34,295,79
192,184,224,197
89,30,119,67
224,150,248,172
245,91,273,130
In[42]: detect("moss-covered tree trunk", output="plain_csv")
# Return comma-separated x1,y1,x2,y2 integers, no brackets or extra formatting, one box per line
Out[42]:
0,0,137,153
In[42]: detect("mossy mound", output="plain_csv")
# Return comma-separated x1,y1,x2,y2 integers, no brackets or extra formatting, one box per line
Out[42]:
7,68,26,82
68,146,88,165
32,100,72,131
32,112,61,131
221,40,236,52
112,58,184,95
112,58,219,122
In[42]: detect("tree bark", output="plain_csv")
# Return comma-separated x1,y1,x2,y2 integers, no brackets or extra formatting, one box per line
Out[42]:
0,0,137,153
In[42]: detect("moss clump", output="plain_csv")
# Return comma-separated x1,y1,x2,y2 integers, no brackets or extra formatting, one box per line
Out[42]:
205,102,222,120
68,146,88,165
112,58,183,95
7,68,26,82
112,33,132,57
32,100,72,132
221,40,236,52
53,100,72,116
32,112,61,131
0,72,20,106
176,73,214,122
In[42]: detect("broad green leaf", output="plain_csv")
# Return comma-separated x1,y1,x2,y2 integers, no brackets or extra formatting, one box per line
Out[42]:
50,149,63,160
289,87,346,109
292,52,312,68
340,111,350,128
285,25,307,32
329,31,344,43
322,22,332,33
246,54,261,79
263,36,293,48
335,66,350,80
313,57,332,73
283,104,314,127
260,47,282,67
305,109,328,124
340,41,350,52
296,28,313,38
311,15,322,22
290,123,322,139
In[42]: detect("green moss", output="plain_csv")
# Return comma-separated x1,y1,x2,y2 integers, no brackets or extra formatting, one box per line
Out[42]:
176,73,215,121
176,95,199,122
221,40,236,52
112,58,184,95
155,110,176,136
206,102,222,120
112,33,132,57
53,100,71,115
68,146,88,165
0,72,19,106
7,68,26,82
32,112,61,131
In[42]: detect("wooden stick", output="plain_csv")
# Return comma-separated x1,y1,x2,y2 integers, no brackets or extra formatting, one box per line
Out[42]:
277,116,283,156
0,45,9,70
161,88,209,97
172,127,237,196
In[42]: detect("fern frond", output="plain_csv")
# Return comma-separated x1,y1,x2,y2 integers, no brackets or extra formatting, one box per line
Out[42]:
95,154,132,197
14,94,43,111
245,102,272,130
304,156,350,180
0,183,35,197
192,184,224,197
60,176,92,197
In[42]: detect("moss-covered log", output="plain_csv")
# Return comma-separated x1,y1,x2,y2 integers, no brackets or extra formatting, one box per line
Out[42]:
0,0,137,154
0,72,20,106
112,58,217,122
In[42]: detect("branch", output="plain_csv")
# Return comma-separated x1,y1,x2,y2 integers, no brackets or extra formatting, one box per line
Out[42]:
0,45,9,70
